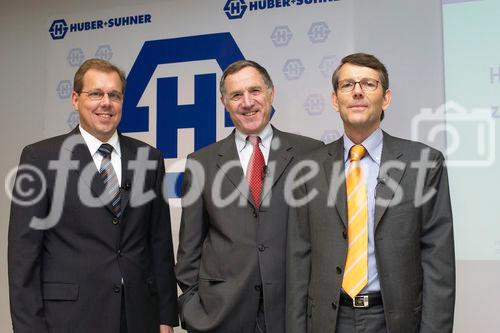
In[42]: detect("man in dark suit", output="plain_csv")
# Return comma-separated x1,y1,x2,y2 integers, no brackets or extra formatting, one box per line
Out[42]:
286,53,455,333
8,58,178,333
175,60,322,333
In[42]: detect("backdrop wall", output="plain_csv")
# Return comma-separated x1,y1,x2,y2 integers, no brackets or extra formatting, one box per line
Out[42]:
1,0,498,332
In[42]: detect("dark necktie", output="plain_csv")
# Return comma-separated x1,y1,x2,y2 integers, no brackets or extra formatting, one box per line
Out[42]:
246,136,265,208
98,143,121,217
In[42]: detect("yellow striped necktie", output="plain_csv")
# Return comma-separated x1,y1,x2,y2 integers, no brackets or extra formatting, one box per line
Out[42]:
342,144,368,298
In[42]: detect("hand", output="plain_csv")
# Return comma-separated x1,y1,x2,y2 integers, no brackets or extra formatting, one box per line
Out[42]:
160,324,174,333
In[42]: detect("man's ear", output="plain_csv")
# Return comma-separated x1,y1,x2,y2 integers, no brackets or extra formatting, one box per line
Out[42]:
71,91,79,111
331,90,339,113
382,88,392,111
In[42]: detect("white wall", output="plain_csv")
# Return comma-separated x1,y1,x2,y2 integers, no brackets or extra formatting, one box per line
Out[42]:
1,1,497,332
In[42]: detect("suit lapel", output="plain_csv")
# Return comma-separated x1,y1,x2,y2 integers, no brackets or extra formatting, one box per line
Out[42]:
260,128,293,206
374,132,407,229
324,138,348,229
67,129,105,201
119,134,134,215
216,131,252,204
68,127,119,216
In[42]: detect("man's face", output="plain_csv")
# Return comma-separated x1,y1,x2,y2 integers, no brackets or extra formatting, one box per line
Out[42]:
332,63,391,136
221,66,274,135
71,69,123,142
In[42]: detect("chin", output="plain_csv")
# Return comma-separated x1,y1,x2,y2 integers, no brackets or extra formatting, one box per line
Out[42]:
238,124,258,134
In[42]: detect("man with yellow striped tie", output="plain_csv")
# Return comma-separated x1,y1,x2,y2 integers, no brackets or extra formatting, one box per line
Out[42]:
286,53,455,333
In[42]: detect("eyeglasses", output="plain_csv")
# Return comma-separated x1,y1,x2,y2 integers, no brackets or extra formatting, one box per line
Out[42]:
337,78,380,93
80,90,123,102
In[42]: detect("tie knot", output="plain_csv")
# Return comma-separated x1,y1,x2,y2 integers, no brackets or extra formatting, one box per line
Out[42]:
349,145,366,161
247,135,260,146
98,143,113,157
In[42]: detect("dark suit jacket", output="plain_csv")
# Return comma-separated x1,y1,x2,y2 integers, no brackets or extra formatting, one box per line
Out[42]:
286,132,455,333
175,127,322,333
8,127,178,333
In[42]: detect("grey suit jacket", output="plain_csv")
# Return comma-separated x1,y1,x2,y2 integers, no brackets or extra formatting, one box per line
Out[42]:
286,132,455,333
8,127,178,333
175,127,322,333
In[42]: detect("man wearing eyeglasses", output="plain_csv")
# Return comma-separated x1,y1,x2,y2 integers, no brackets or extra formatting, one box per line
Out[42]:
8,59,178,333
286,53,455,333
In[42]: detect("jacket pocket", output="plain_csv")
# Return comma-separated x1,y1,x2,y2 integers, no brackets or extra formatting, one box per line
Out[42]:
42,282,79,301
198,273,225,283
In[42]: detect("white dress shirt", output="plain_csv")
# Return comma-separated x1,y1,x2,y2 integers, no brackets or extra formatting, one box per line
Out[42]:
234,123,273,175
79,126,122,186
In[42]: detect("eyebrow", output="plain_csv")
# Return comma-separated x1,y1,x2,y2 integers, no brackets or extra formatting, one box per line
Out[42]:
339,77,378,81
228,89,243,97
228,85,264,95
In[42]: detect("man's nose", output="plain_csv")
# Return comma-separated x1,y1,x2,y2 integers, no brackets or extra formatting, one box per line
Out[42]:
242,92,254,107
352,82,364,97
100,93,112,106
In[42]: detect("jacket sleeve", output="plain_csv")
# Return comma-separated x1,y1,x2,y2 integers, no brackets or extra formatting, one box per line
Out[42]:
149,151,179,326
8,145,50,333
174,156,209,326
419,151,455,333
286,173,311,333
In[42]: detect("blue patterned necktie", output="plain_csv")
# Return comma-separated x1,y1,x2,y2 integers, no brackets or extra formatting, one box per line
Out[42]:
97,143,121,217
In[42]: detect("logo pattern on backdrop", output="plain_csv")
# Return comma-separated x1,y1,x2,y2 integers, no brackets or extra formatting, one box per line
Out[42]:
49,14,152,40
224,0,340,20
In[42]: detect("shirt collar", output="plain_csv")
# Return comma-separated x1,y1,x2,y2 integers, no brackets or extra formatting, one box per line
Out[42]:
343,127,383,165
235,123,273,152
79,125,121,158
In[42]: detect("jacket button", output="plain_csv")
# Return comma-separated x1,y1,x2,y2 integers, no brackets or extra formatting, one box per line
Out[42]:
342,230,347,239
258,245,266,252
117,249,122,256
254,285,262,292
336,266,342,275
331,301,337,310
112,218,120,225
253,210,258,218
113,284,121,293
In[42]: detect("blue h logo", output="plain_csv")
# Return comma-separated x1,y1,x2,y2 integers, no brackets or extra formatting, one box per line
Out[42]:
157,74,217,157
230,1,241,13
119,33,245,196
49,19,69,40
223,0,247,20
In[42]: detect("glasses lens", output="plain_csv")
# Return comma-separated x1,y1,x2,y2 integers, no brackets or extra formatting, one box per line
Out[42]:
338,80,355,93
87,90,104,100
360,79,378,91
108,91,123,102
83,90,123,102
338,79,379,92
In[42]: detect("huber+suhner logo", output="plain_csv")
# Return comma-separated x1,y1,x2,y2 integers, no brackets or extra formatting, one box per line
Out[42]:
224,0,339,20
48,14,152,40
49,19,69,40
224,0,248,19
